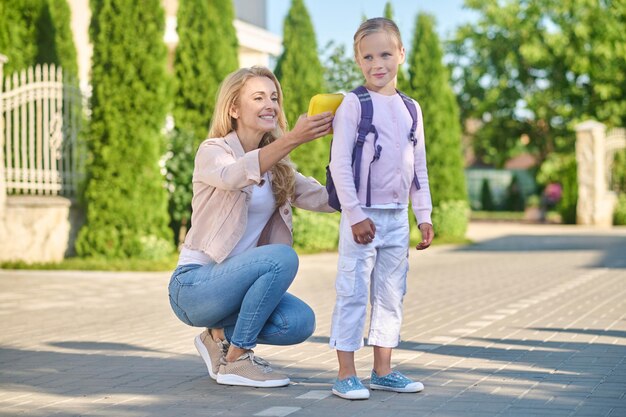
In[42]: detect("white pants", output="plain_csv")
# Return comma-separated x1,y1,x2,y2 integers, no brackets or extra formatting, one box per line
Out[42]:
329,207,410,351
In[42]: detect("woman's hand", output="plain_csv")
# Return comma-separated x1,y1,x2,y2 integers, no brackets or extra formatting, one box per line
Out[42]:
351,218,376,245
415,223,434,250
286,112,334,146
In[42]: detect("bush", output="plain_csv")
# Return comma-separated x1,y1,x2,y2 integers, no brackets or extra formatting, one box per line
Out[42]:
505,174,525,211
292,209,340,252
431,200,470,241
614,193,626,225
480,179,495,211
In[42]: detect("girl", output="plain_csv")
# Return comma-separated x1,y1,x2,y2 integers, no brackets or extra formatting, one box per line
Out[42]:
328,18,434,400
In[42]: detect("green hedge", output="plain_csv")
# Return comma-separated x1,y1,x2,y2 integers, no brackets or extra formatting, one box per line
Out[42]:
292,209,340,253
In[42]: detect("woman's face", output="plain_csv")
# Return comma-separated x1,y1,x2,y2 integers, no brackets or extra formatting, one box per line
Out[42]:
231,76,279,138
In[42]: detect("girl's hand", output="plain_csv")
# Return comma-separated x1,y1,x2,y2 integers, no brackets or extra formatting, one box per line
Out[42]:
415,223,434,250
287,112,333,145
351,218,376,245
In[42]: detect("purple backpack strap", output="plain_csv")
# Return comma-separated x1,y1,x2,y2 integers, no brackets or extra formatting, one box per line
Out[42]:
351,86,378,198
397,90,421,190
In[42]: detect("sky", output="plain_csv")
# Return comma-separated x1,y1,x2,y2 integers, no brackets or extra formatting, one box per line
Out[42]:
266,0,477,52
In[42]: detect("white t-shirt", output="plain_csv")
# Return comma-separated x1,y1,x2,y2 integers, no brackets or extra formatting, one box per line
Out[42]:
177,173,275,265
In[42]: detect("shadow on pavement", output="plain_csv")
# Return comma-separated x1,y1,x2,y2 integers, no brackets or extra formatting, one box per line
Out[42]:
455,234,626,268
48,341,162,353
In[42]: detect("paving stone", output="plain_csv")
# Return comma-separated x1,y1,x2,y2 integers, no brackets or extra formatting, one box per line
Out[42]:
0,223,625,416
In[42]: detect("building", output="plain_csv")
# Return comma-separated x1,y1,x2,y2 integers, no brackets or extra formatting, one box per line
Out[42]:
67,0,282,92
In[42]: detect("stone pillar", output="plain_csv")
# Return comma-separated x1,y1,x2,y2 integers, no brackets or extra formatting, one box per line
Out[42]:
0,54,7,217
575,120,616,226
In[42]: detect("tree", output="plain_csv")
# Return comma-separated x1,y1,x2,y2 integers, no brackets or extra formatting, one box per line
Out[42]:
480,178,495,211
405,13,467,207
320,41,362,93
274,0,326,181
383,1,409,91
449,0,626,166
173,0,238,146
75,0,173,259
169,0,239,245
37,0,78,77
0,0,77,76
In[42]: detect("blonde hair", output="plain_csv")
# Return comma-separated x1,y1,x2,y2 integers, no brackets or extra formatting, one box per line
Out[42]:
208,66,295,207
353,17,404,59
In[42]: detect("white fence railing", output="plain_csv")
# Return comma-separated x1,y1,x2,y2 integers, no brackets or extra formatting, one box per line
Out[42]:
1,62,84,196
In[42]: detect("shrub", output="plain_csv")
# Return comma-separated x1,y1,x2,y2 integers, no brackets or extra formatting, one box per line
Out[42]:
292,209,340,252
431,200,470,241
480,179,495,211
614,193,626,225
505,174,525,211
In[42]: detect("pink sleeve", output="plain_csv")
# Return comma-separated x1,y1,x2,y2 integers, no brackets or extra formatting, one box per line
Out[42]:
409,101,433,225
193,141,262,190
329,94,367,225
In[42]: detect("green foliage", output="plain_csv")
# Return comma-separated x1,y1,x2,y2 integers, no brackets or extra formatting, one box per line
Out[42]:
611,149,626,193
557,156,578,224
76,0,174,259
405,13,468,208
173,0,238,147
274,0,325,181
449,0,626,165
431,200,470,240
614,193,626,226
0,0,77,75
480,178,494,211
1,254,178,271
538,152,578,224
383,1,408,91
505,174,525,211
320,41,362,93
164,129,195,246
292,209,340,252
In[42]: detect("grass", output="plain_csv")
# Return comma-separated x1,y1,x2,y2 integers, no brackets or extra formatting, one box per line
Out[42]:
470,210,527,221
1,254,179,272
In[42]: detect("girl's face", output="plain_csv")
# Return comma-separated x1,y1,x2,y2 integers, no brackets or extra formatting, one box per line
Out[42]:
230,76,279,139
356,31,405,95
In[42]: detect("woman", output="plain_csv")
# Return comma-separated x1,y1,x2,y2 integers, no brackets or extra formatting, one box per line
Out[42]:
168,66,334,388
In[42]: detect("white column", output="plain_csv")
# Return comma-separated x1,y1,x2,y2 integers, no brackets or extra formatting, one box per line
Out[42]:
575,120,616,226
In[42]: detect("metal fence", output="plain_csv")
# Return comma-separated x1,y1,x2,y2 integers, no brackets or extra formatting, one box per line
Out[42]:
1,62,84,196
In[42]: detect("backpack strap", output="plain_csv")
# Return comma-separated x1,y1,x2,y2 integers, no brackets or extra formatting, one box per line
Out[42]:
351,86,378,197
397,90,421,190
397,90,417,146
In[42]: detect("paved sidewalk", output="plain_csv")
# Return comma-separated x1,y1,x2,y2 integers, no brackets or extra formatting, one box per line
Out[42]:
1,222,625,417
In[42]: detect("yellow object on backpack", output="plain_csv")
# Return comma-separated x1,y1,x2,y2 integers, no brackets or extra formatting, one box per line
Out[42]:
307,93,345,116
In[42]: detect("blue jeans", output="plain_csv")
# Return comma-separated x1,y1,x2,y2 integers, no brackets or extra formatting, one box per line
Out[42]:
168,244,315,350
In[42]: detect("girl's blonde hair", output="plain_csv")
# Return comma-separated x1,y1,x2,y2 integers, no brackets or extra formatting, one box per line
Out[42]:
353,17,404,59
208,66,295,207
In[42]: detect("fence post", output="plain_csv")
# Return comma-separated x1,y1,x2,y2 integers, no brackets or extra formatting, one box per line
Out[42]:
575,120,616,226
0,54,7,217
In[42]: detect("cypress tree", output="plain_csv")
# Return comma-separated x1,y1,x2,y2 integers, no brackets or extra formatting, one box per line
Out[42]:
173,0,238,145
75,0,173,259
168,0,239,245
405,13,467,207
383,1,408,91
37,0,78,77
0,0,77,75
274,0,326,181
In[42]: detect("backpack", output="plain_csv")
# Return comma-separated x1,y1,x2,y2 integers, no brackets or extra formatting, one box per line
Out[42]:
325,85,420,211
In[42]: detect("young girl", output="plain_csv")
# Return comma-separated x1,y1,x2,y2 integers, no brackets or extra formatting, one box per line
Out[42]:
328,17,434,400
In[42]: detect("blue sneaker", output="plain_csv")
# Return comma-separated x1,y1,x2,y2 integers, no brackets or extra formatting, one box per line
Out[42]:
370,370,424,393
332,376,370,400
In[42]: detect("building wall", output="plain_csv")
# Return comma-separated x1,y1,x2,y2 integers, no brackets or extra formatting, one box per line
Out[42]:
67,0,282,92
